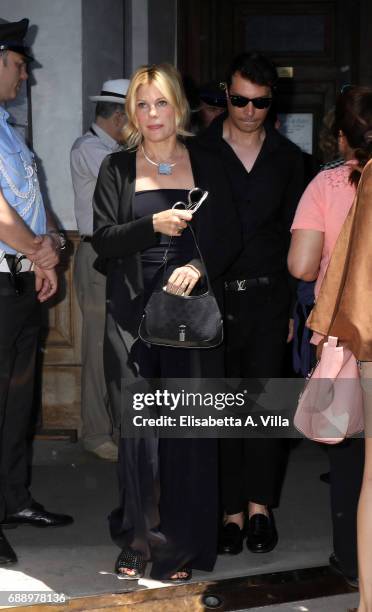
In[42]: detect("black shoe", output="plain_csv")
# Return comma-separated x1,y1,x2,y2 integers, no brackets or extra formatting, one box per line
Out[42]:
218,522,244,555
1,501,73,529
0,528,17,564
246,511,278,553
329,553,359,589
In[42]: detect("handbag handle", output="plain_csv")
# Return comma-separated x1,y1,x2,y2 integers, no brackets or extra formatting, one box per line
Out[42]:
161,222,214,293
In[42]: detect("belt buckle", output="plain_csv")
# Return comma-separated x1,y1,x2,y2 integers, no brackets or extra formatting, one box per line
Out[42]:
237,280,247,292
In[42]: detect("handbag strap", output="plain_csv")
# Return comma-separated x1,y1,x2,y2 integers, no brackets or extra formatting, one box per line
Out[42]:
161,222,214,291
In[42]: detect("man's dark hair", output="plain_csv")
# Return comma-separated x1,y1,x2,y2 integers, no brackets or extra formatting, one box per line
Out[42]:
95,101,124,119
226,52,278,90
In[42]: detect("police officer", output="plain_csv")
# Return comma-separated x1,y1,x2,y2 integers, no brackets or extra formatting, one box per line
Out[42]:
0,18,73,565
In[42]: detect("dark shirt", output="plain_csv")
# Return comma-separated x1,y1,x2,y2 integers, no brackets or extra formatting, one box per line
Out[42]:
134,189,195,299
134,189,194,265
199,114,305,279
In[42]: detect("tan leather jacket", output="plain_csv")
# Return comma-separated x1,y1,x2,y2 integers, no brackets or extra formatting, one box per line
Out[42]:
307,159,372,361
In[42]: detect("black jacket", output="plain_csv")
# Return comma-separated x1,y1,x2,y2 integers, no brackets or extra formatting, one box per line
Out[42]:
92,138,242,346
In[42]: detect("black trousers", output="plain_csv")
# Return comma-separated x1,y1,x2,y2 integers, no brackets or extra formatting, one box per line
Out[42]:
0,272,40,520
220,276,290,513
328,436,364,576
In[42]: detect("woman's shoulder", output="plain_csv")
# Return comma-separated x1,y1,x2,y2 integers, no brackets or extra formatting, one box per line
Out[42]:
106,148,136,165
99,148,136,175
318,161,356,190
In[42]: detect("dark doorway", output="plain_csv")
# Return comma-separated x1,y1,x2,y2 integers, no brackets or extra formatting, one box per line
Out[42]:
178,0,372,160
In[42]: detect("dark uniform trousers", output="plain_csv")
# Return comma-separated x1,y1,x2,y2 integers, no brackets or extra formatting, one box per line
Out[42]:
0,271,40,521
220,275,290,512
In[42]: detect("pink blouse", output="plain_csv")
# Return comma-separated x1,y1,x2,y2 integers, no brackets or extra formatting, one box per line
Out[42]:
291,161,357,343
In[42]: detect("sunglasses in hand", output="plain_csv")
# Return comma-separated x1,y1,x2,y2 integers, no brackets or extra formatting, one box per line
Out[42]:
228,93,272,109
172,188,209,214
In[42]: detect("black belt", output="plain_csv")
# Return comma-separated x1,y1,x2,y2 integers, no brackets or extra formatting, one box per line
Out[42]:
81,236,93,243
224,276,270,291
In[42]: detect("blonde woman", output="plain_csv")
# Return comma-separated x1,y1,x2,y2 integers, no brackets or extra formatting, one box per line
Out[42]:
92,64,241,581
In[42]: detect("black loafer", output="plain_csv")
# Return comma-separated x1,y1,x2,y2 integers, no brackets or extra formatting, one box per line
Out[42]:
218,522,244,555
246,511,278,553
1,501,73,529
329,553,359,589
0,528,17,564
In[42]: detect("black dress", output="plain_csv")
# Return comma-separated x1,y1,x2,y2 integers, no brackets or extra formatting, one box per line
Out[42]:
92,142,243,578
109,189,218,579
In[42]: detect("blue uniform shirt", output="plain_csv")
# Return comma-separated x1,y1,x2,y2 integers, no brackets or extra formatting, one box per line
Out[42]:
0,106,46,256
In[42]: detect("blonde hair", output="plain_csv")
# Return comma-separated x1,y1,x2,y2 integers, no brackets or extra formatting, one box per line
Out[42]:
124,63,191,148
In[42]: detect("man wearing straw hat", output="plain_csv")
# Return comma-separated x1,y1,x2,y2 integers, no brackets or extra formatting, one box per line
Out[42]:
70,79,129,461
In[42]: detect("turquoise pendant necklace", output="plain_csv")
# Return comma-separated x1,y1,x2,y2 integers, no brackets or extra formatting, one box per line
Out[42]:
141,145,177,175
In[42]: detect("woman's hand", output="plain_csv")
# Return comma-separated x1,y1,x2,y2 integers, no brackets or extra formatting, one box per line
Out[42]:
166,264,201,296
153,208,192,237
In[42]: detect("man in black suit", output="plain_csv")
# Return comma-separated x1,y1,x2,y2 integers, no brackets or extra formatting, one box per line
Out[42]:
200,52,304,555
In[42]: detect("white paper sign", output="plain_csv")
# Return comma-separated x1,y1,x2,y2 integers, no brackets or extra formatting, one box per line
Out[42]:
278,113,313,154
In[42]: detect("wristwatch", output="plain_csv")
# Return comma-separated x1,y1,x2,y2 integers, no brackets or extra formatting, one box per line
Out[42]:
48,230,67,251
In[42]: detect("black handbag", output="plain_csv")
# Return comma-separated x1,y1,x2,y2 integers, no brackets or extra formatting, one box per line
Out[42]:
138,224,223,349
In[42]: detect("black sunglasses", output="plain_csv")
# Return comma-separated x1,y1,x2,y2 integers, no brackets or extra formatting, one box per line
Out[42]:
228,93,272,109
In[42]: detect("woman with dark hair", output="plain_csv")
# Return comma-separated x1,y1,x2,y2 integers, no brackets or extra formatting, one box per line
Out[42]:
289,86,372,323
92,63,241,582
288,86,372,611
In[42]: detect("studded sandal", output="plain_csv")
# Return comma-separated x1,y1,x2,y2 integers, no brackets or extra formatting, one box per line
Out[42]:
115,548,146,579
168,567,192,583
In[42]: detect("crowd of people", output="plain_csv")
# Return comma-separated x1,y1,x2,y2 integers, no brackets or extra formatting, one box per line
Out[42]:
1,15,372,612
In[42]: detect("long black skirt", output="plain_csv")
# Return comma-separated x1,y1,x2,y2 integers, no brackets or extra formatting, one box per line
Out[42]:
105,315,221,579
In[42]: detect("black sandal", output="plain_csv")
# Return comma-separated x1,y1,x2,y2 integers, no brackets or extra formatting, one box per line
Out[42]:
115,549,146,579
168,567,192,583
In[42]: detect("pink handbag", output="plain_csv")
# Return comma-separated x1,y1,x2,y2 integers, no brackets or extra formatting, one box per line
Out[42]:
294,336,364,444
